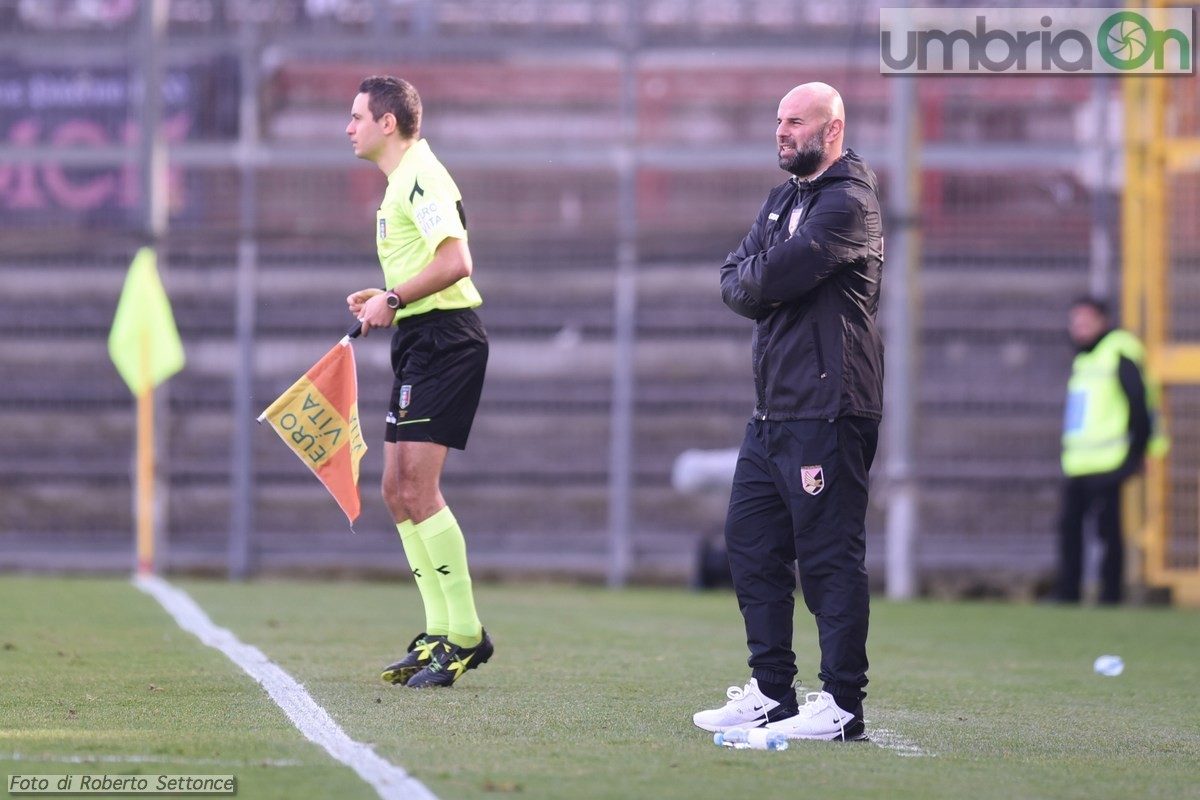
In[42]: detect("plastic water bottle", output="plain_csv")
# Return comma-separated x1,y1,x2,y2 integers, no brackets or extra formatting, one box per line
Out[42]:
713,727,789,751
1093,655,1124,676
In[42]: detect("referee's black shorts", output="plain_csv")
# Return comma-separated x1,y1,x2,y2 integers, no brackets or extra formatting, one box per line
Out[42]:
386,308,488,451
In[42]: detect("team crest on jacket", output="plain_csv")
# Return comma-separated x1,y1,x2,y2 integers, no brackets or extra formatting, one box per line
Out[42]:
788,205,805,237
801,465,824,496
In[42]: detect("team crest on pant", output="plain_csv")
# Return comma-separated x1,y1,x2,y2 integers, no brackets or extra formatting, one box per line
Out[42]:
399,384,412,410
801,465,824,496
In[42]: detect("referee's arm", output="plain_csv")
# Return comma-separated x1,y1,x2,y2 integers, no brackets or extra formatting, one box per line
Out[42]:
390,236,472,305
357,237,472,336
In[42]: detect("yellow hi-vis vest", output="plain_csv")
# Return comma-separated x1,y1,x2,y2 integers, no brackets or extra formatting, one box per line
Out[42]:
1061,329,1168,477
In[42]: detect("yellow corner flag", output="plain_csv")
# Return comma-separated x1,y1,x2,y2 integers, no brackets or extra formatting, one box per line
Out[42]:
258,336,367,525
108,247,185,395
108,246,185,576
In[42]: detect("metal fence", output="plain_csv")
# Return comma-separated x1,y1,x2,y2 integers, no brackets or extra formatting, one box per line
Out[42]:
0,0,1166,596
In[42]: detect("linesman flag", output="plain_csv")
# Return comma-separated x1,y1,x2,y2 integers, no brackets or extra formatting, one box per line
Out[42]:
258,334,367,525
108,247,185,394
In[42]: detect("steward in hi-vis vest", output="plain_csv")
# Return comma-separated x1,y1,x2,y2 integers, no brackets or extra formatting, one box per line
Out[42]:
1061,328,1167,479
1055,297,1168,605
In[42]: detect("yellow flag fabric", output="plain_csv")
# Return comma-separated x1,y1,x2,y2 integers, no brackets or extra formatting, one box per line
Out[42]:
258,338,367,524
108,247,186,395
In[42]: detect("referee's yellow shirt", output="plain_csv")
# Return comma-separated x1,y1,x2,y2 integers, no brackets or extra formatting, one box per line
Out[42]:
376,139,482,320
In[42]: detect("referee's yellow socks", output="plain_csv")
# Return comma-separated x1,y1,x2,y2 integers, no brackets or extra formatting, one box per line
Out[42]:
416,505,483,648
396,519,448,637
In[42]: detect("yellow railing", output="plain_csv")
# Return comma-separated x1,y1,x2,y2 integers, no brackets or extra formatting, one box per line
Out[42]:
1122,1,1200,605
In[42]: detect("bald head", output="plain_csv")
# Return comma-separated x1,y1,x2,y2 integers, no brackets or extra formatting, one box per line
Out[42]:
776,82,845,178
781,83,845,126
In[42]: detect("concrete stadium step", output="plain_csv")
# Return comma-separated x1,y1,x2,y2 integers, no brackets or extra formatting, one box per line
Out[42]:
1,246,1082,587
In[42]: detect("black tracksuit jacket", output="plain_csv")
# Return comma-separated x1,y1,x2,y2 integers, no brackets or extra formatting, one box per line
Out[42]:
720,149,885,422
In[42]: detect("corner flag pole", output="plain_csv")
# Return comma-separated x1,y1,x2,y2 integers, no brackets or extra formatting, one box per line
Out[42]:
109,247,184,577
136,330,155,576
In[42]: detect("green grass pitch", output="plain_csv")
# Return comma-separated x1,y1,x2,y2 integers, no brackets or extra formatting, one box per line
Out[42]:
1,576,1198,799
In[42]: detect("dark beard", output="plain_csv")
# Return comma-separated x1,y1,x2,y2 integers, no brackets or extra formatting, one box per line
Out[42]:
779,129,826,177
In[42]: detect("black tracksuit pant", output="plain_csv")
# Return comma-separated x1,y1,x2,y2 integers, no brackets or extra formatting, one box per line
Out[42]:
724,415,878,707
1056,474,1124,604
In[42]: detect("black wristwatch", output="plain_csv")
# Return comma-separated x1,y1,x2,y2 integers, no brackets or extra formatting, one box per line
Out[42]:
385,290,405,310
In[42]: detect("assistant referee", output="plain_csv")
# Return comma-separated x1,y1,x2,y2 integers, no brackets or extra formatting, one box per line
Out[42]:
345,75,493,689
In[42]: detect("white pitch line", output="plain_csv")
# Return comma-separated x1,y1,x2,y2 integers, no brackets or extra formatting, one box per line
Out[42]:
868,726,936,758
134,575,437,800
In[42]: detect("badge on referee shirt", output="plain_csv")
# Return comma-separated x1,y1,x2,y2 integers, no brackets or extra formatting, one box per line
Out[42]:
378,217,387,240
801,465,824,496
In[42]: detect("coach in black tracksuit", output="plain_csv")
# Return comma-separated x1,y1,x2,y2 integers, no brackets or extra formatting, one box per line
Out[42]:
717,83,884,738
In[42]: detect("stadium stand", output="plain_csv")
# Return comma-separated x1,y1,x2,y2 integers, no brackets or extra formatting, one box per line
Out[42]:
0,0,1130,596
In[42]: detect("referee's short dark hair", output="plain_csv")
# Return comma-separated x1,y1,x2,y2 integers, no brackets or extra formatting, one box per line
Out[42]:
359,75,421,139
1070,295,1110,319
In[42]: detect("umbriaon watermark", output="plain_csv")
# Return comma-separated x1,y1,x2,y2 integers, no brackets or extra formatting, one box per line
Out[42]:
880,7,1194,74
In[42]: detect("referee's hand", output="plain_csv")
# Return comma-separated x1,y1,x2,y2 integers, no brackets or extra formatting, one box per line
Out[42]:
347,288,386,338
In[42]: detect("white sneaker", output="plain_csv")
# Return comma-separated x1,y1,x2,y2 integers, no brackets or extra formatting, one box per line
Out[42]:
692,678,790,733
765,690,865,741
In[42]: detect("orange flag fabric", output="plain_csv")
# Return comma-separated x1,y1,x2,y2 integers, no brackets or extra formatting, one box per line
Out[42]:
258,336,367,525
